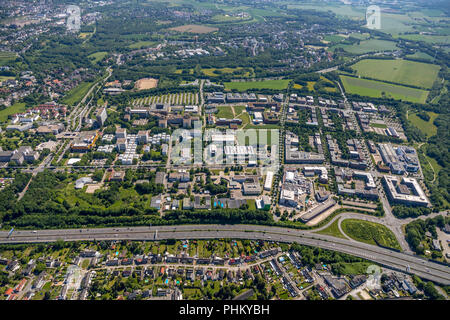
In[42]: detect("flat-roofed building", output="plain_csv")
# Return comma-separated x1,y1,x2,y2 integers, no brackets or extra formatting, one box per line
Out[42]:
383,176,430,207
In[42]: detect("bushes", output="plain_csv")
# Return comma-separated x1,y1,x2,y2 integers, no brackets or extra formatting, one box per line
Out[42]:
392,205,431,219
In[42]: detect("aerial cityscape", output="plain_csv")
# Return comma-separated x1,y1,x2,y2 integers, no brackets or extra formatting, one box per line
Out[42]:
0,0,448,305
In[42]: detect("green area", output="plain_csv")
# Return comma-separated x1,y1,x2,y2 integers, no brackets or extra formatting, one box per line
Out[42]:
224,79,291,91
315,218,346,239
408,111,439,137
331,39,399,54
88,51,108,63
62,81,94,106
128,41,159,49
340,75,429,103
405,51,435,61
369,123,387,129
341,219,402,251
0,51,16,66
331,262,373,276
216,106,234,119
0,102,26,123
350,59,440,89
398,34,450,44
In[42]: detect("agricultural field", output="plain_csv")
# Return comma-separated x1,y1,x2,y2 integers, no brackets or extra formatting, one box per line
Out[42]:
341,219,402,251
331,39,399,54
340,75,429,104
350,59,440,89
132,92,199,106
405,51,435,61
397,34,450,44
0,102,27,123
169,24,218,34
408,111,439,137
224,79,291,91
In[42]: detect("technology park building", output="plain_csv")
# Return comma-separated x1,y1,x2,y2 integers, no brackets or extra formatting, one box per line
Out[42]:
383,175,430,207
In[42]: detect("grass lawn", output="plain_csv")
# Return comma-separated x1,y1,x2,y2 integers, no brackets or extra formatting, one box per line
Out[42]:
246,199,256,210
224,79,291,91
0,102,26,123
350,59,440,89
340,75,429,104
369,123,387,129
62,81,94,106
332,262,374,275
88,51,108,63
216,106,234,119
408,111,439,136
315,218,346,239
237,112,251,128
341,219,401,251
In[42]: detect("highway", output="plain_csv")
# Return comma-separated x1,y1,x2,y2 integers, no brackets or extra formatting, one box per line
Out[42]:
1,224,449,285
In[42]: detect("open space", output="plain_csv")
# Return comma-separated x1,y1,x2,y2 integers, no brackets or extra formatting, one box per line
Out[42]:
350,59,440,89
340,75,429,104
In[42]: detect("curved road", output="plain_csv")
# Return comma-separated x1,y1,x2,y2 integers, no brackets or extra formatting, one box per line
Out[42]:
1,224,449,285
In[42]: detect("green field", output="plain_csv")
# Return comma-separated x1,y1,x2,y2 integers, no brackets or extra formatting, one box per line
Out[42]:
88,51,108,63
408,111,439,136
350,59,440,89
202,67,254,78
216,106,234,119
340,75,429,103
0,102,26,122
62,81,94,106
0,51,17,66
128,41,159,49
398,34,450,44
405,51,435,61
341,219,401,251
331,39,399,54
224,79,291,91
315,218,346,239
369,123,387,129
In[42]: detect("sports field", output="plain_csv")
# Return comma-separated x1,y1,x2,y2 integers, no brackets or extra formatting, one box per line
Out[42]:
350,59,440,89
340,75,429,104
224,79,290,91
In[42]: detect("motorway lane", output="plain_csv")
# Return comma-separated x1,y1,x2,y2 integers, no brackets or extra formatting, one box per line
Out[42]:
1,224,449,285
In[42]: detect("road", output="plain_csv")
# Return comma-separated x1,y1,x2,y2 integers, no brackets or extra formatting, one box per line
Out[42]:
1,224,449,285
